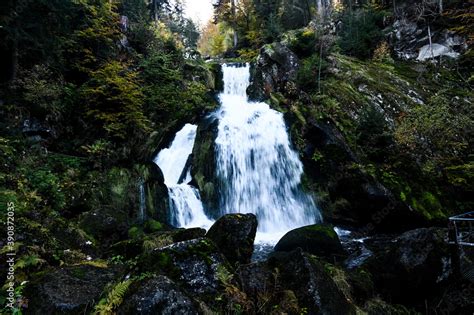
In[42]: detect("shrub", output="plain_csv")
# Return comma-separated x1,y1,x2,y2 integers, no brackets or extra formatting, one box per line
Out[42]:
338,6,387,59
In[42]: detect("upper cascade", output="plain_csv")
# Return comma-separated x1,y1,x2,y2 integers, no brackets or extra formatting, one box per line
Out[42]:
214,63,322,242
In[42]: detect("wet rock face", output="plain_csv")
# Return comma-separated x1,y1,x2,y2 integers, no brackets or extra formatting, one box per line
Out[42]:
363,227,453,303
118,276,198,315
141,162,169,222
26,265,116,314
274,224,345,260
248,42,299,101
206,213,258,265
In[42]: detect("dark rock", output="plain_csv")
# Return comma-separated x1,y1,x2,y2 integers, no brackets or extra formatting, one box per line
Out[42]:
191,115,220,216
274,224,345,259
109,227,206,259
78,207,129,249
363,227,453,304
139,238,230,297
26,265,116,314
268,250,356,315
206,213,258,265
118,276,198,315
299,120,425,233
22,118,56,140
248,43,299,101
140,163,169,223
239,250,356,314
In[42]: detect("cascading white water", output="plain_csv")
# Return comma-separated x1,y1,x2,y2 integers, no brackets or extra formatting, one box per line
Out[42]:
154,124,213,229
138,178,146,223
215,64,322,242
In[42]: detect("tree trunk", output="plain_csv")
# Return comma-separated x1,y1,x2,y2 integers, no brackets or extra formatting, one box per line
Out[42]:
11,26,19,81
428,24,434,60
231,0,238,48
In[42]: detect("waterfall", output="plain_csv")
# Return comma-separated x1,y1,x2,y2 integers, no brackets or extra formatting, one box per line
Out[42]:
154,124,213,229
154,64,321,243
138,178,146,223
215,64,322,242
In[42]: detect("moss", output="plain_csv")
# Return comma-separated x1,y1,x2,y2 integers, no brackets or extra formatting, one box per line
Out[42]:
128,226,143,239
144,219,163,233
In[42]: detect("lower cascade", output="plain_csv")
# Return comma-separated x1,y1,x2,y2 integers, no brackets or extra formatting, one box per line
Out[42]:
154,124,212,228
155,63,321,242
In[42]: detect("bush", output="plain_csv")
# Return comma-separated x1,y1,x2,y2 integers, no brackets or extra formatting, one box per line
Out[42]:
297,54,328,91
338,6,387,59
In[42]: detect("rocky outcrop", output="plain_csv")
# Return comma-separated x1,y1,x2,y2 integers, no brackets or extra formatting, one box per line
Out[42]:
191,115,220,217
388,1,467,61
239,249,357,315
139,238,230,297
118,276,198,315
206,213,258,265
26,265,116,314
138,162,169,223
362,227,453,304
248,42,300,101
274,224,345,259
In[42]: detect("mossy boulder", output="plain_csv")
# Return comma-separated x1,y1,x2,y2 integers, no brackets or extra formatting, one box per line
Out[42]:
274,224,345,259
248,42,300,101
239,250,357,314
25,265,116,314
206,213,258,265
118,275,199,315
109,227,206,259
139,238,231,297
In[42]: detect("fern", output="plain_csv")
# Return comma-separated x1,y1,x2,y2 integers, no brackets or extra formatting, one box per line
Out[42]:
93,280,132,315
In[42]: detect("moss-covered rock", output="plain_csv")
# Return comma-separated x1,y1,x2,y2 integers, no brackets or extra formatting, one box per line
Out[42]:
138,238,231,299
248,42,300,101
274,224,345,260
240,249,357,314
25,265,117,314
118,275,199,315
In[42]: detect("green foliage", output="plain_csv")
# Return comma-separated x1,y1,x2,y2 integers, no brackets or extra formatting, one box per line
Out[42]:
144,219,163,233
284,29,317,57
94,280,132,315
338,6,387,59
297,54,327,91
395,91,472,168
356,105,393,162
80,61,151,141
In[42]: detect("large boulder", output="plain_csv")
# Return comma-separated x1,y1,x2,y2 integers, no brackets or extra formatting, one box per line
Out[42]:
25,265,116,314
248,42,299,101
362,227,454,304
118,276,198,315
139,238,231,297
274,224,345,259
238,249,357,315
206,213,258,265
109,227,206,259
